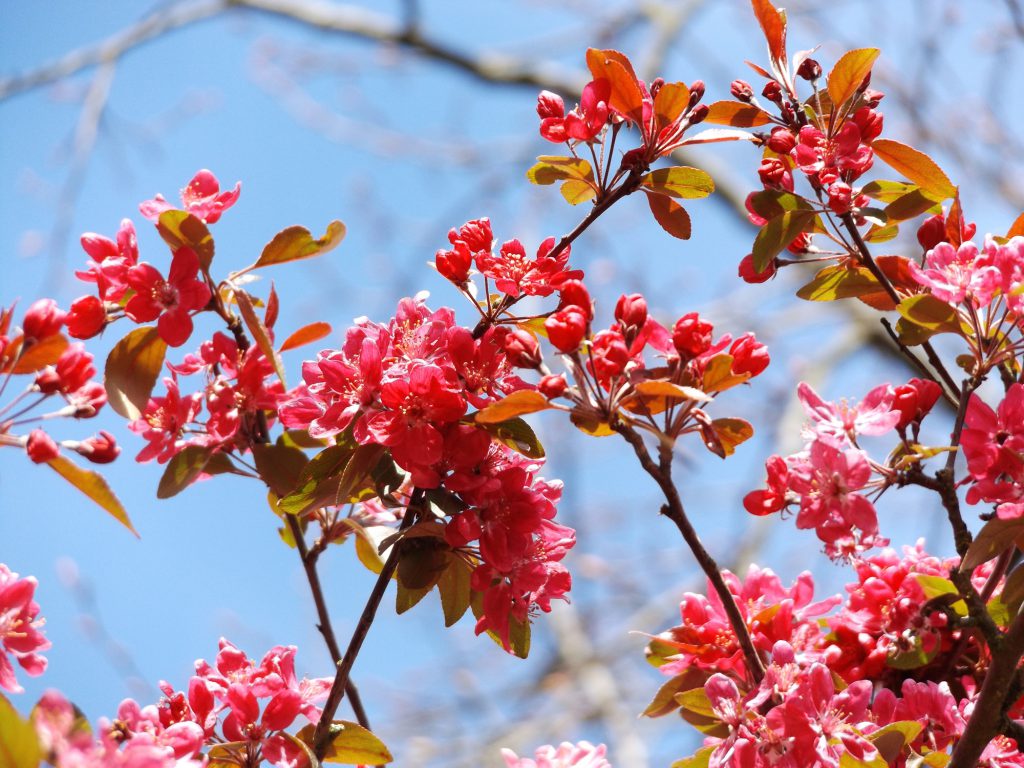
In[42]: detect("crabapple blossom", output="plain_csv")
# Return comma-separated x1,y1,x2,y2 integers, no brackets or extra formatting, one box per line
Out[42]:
0,564,50,693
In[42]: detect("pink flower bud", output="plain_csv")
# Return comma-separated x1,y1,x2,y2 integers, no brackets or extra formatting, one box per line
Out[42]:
55,344,96,394
590,329,630,382
536,91,565,120
688,80,705,105
762,81,783,103
893,378,942,429
672,313,713,358
730,80,754,102
76,431,120,464
26,429,59,464
503,328,542,368
688,104,709,125
22,299,66,341
738,254,776,284
766,128,796,154
545,306,588,353
557,280,593,320
448,218,493,253
729,333,770,377
537,374,568,400
614,293,648,330
66,295,107,340
758,158,789,188
853,107,884,143
34,367,61,394
435,242,473,284
796,58,822,81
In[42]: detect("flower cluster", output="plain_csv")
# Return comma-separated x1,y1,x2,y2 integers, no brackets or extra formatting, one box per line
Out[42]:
31,638,330,768
961,383,1024,521
502,740,611,768
651,546,1022,767
0,564,50,693
280,294,574,651
0,300,115,467
745,378,940,558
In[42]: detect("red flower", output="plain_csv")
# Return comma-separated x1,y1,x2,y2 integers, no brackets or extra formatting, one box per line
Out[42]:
0,564,51,693
65,295,107,339
545,306,588,353
126,247,211,347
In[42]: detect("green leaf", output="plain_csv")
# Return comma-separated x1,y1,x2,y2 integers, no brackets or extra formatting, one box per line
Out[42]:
642,669,710,718
885,189,944,222
646,192,692,240
872,139,957,201
887,633,940,670
104,327,167,420
796,266,880,302
962,517,1024,570
0,692,41,768
641,167,715,199
157,444,216,500
252,443,309,497
474,416,545,459
526,156,595,185
861,179,921,203
47,456,136,535
437,554,474,627
827,48,880,108
674,688,716,718
156,210,214,270
999,563,1024,617
915,574,967,615
277,443,354,515
475,390,551,424
869,720,923,764
704,100,772,127
255,221,346,268
751,209,816,271
234,289,286,386
746,190,812,220
296,721,392,765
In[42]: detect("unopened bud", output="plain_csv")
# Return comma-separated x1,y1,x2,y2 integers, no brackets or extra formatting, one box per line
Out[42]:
503,328,542,369
796,58,822,81
538,374,568,400
26,429,60,464
536,91,565,120
688,104,709,125
762,81,783,104
688,80,705,106
649,77,664,99
76,431,120,464
766,128,796,154
23,299,66,341
730,79,754,102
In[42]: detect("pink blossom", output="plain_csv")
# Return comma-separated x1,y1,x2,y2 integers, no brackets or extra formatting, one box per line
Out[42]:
502,741,611,768
797,381,900,444
128,375,203,463
125,247,212,347
139,169,241,224
908,239,1000,307
0,564,51,692
476,237,582,298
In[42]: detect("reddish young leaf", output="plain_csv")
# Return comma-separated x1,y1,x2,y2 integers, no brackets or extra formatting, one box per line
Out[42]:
585,48,645,124
704,100,773,127
1007,211,1024,239
265,282,280,329
962,517,1024,571
279,322,332,352
48,455,137,535
156,210,215,271
255,221,345,269
234,289,286,386
475,390,551,424
945,192,965,247
646,192,692,240
104,326,168,420
826,48,880,109
751,0,787,64
872,140,957,201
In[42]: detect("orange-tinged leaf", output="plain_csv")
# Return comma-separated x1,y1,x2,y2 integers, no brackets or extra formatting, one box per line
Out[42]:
1007,211,1024,239
11,334,68,374
704,100,773,127
48,456,136,535
945,192,965,246
751,0,787,64
654,82,690,129
586,48,645,124
234,290,286,386
280,322,332,352
702,354,750,392
157,210,215,271
569,408,615,437
255,221,345,268
104,327,167,420
646,192,692,240
157,444,217,499
475,390,551,424
635,380,711,402
962,517,1024,571
885,189,944,222
826,48,879,109
796,265,880,302
872,139,956,201
896,294,963,335
752,209,815,271
710,418,754,457
641,167,715,199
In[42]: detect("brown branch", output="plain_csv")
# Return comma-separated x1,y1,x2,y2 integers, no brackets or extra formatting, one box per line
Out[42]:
612,421,766,685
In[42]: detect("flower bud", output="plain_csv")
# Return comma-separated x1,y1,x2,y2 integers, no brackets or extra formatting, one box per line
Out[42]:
435,243,473,284
853,107,883,143
590,329,631,382
66,295,107,340
614,293,648,331
503,328,542,368
738,254,776,284
448,218,493,253
688,80,705,105
26,429,59,464
22,299,66,341
688,104,709,125
730,80,754,102
796,58,822,81
538,374,568,400
893,378,942,429
557,280,593,320
766,127,796,154
729,333,770,377
758,158,789,188
55,344,96,394
536,91,565,120
672,313,713,358
545,306,588,353
762,80,783,104
76,431,120,464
